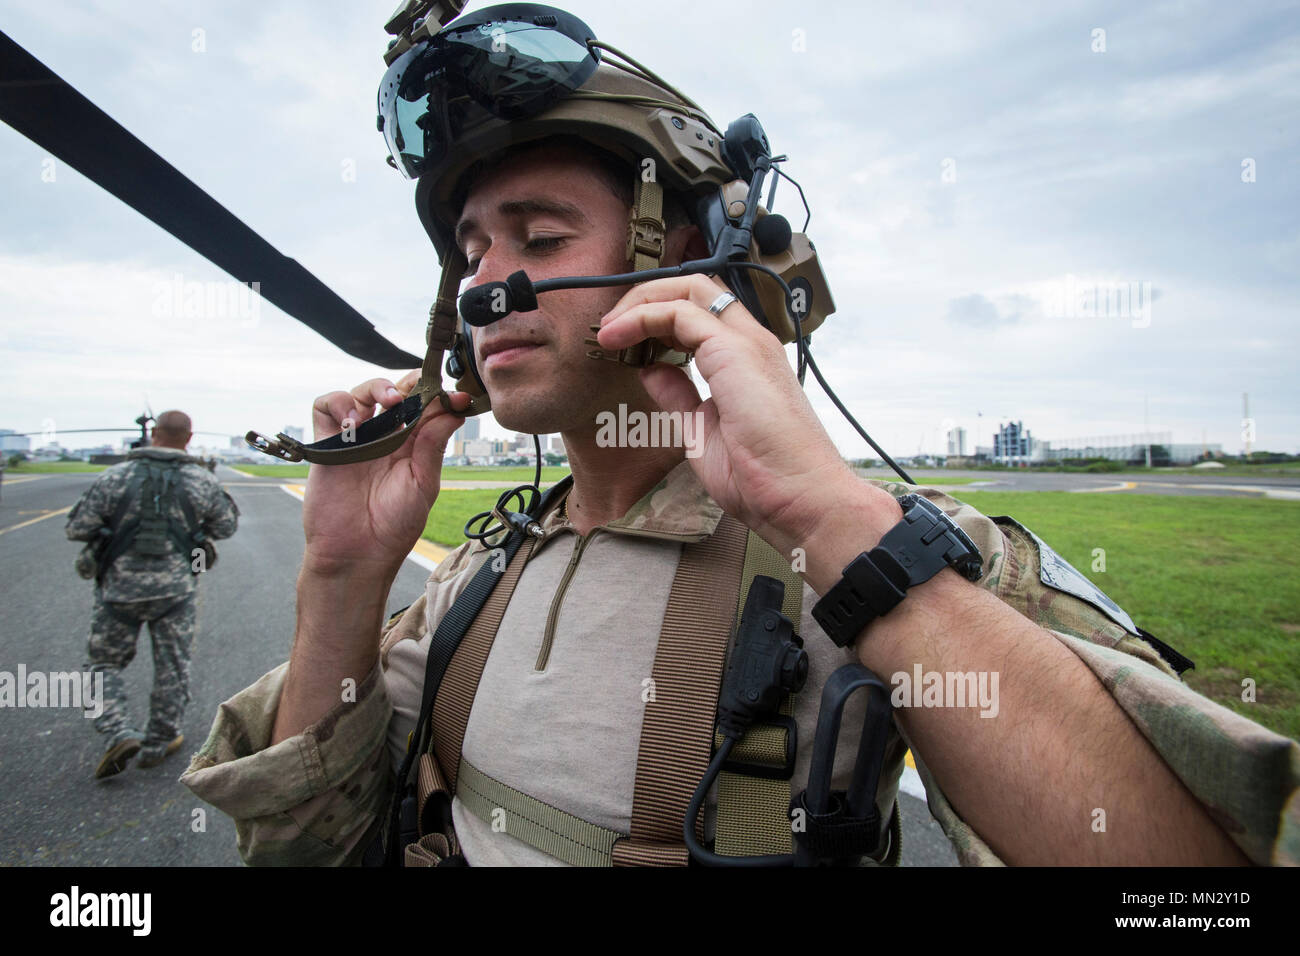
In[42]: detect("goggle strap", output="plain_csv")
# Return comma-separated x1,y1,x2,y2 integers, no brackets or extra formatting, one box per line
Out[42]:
588,40,707,116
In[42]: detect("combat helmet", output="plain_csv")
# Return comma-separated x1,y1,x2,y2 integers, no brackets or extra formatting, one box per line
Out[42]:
251,0,835,463
379,1,834,417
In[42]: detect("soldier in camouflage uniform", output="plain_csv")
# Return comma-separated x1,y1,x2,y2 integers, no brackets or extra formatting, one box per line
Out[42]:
66,410,238,778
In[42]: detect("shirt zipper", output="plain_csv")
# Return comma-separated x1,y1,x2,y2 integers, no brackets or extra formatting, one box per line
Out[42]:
535,529,598,671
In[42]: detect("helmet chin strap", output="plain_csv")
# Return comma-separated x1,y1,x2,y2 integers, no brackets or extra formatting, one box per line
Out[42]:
245,246,474,465
582,177,692,370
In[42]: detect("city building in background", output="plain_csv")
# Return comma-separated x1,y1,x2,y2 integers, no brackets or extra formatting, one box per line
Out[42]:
1045,433,1222,465
0,429,31,454
946,427,967,457
992,421,1048,466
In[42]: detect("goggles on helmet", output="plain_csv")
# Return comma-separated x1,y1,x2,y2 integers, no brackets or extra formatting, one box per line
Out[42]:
378,5,601,179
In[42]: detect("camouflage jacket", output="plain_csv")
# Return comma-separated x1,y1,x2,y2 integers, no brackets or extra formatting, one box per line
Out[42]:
180,462,1300,866
65,447,239,602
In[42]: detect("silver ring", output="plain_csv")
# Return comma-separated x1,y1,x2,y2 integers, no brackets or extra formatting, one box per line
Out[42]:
707,292,738,316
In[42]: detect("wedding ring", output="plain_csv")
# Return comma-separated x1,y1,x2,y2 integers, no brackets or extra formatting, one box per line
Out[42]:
707,292,738,316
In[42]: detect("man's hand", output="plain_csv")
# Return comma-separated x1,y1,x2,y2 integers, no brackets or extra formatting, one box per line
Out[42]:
272,372,470,745
595,274,899,573
302,371,471,581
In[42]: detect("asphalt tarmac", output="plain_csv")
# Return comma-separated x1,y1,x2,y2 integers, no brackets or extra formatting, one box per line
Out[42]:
0,467,427,866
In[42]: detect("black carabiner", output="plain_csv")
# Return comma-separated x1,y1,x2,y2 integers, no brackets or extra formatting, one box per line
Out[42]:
794,663,893,866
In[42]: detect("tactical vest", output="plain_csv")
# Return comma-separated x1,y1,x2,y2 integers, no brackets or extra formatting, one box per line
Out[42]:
97,458,209,581
387,476,901,867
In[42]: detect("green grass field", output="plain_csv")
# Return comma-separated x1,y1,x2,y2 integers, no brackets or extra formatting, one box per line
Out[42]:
952,491,1300,741
7,461,108,473
422,489,520,548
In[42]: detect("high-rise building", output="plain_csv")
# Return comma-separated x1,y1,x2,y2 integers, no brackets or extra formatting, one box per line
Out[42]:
946,427,967,457
283,425,304,442
993,421,1030,465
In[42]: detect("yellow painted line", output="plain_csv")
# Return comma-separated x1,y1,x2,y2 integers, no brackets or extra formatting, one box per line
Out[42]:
905,750,915,770
0,506,71,536
278,483,450,566
413,538,450,564
0,475,48,485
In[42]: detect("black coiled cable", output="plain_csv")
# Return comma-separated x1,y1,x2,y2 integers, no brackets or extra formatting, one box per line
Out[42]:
462,434,547,542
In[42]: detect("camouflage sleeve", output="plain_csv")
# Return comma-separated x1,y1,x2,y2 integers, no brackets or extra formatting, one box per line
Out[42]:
192,471,239,540
867,479,1300,867
64,469,118,541
179,657,394,866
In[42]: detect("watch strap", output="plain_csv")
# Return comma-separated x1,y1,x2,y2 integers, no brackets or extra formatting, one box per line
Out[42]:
811,494,983,648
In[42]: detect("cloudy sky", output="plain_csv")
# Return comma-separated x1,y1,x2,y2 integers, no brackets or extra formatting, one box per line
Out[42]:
2,0,1296,458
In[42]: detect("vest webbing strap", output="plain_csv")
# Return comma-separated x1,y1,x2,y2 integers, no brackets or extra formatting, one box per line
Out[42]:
456,755,621,867
431,534,538,796
611,513,750,866
713,530,804,857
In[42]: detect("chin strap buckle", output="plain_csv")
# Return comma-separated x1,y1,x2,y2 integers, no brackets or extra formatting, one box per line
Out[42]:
245,431,304,462
584,326,692,368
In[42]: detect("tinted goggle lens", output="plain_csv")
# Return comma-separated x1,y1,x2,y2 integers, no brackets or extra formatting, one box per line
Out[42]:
379,19,598,179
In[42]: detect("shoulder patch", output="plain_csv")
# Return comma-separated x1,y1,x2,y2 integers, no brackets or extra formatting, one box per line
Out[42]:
1022,524,1140,636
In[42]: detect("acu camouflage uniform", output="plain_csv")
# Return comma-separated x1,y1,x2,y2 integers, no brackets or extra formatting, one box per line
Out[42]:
181,463,1300,865
66,447,239,748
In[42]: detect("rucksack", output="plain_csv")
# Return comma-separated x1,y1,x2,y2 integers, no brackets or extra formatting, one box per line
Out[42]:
91,459,213,582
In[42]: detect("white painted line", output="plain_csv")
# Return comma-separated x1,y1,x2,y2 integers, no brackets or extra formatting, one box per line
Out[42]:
1072,481,1136,493
899,764,927,801
404,549,442,573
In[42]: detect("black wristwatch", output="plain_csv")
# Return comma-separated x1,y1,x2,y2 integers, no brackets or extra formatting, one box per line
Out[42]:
811,494,984,648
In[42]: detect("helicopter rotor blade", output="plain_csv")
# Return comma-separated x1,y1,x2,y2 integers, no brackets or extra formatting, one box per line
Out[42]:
0,30,422,370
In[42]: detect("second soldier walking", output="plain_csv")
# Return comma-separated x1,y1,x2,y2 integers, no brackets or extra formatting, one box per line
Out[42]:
66,410,239,778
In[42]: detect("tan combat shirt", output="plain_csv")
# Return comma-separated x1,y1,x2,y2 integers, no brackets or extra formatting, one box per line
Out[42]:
180,462,1300,866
